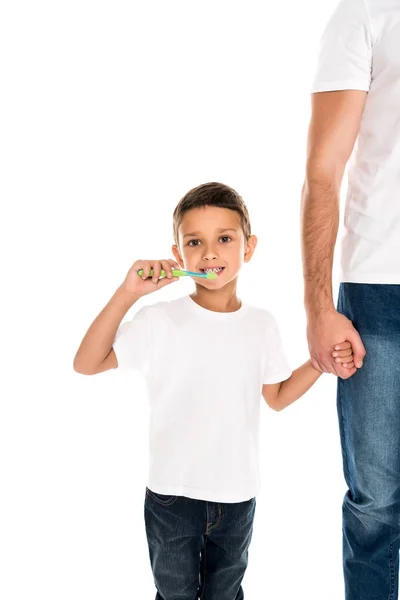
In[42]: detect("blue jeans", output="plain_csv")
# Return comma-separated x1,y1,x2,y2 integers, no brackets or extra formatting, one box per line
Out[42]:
337,283,400,599
144,487,256,600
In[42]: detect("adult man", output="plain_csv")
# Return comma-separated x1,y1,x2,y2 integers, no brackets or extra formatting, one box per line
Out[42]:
301,0,400,597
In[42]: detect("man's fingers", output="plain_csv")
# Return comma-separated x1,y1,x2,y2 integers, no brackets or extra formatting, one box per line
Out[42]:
320,349,357,378
316,353,344,376
334,341,352,350
347,331,367,368
333,348,352,358
307,311,362,380
335,356,354,364
329,363,341,376
311,356,330,373
338,365,357,378
342,360,355,369
310,357,323,372
334,351,353,363
320,355,337,374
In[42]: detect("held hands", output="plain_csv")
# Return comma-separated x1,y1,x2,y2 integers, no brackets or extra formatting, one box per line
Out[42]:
121,259,180,298
307,309,366,379
330,341,355,371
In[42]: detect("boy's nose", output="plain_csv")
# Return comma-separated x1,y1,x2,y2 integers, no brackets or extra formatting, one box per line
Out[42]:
203,251,219,260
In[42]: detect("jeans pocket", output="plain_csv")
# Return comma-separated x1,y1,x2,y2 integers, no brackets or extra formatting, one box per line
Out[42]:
146,487,178,506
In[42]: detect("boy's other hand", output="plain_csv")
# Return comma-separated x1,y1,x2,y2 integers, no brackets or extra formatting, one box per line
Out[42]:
331,341,356,372
122,259,180,298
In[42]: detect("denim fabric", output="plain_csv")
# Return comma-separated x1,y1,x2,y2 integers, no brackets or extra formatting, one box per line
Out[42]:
144,487,256,600
337,283,400,599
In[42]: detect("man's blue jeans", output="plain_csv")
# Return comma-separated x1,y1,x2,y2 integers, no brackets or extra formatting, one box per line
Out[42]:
337,283,400,599
144,487,256,600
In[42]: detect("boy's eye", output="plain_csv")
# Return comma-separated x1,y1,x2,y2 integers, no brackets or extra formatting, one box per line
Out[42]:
187,236,232,247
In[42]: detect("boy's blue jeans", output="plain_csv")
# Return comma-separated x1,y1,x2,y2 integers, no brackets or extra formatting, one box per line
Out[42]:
144,487,256,600
337,283,400,599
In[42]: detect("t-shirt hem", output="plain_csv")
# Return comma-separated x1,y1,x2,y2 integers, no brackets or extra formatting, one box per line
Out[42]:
147,482,259,503
341,272,400,285
311,80,370,93
263,369,292,385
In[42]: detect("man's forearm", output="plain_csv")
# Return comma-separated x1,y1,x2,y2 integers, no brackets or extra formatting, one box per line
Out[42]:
301,177,339,317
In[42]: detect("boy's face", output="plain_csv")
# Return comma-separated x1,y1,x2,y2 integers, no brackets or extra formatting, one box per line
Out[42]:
172,205,257,289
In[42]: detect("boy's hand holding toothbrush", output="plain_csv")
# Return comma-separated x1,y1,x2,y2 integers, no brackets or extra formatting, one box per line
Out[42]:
122,259,181,298
121,259,219,299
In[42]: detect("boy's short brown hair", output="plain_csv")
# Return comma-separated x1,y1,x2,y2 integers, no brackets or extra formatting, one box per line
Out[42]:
173,182,251,245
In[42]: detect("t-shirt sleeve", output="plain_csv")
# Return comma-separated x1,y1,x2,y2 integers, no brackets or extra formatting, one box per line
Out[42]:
113,306,152,371
263,315,292,385
311,0,373,93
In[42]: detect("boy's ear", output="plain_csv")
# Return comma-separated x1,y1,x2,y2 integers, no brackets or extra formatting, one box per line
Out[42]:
172,244,184,268
244,234,257,263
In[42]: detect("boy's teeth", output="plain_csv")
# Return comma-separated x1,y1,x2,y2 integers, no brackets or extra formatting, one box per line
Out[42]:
204,267,223,273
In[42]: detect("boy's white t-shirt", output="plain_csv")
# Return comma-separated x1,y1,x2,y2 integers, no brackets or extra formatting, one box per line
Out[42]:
311,0,400,284
113,295,291,503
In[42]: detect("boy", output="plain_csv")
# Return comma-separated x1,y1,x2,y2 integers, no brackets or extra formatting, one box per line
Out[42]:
74,182,355,600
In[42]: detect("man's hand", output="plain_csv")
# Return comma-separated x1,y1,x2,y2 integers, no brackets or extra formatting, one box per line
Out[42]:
307,308,366,378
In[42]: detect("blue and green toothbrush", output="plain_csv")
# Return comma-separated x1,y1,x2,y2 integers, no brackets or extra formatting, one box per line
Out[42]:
137,268,217,280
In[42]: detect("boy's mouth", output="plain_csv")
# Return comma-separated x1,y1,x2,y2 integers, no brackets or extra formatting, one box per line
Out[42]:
199,267,225,277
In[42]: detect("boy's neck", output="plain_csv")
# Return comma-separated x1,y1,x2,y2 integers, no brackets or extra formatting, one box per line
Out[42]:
190,281,241,313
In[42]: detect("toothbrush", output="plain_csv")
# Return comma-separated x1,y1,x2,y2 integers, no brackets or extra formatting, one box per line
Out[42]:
137,268,217,280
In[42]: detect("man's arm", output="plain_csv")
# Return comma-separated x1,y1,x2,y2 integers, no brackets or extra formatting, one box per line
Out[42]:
301,90,367,377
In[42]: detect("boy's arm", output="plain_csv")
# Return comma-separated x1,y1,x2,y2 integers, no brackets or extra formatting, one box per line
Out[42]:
262,360,321,412
73,285,139,375
262,341,355,411
73,258,179,375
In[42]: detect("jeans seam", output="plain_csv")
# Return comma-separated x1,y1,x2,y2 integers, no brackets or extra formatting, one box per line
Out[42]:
199,537,207,600
336,286,352,494
337,380,352,492
388,543,395,600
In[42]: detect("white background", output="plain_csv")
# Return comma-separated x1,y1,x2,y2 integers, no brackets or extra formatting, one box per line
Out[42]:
1,1,350,598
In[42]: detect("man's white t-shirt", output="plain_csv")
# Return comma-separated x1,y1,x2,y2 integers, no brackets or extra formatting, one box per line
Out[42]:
311,0,400,284
113,295,291,503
